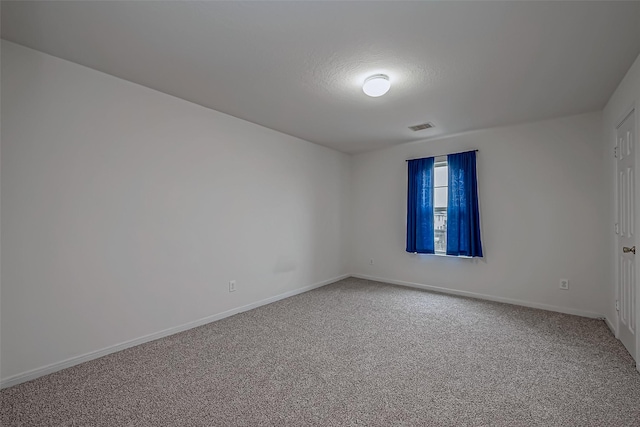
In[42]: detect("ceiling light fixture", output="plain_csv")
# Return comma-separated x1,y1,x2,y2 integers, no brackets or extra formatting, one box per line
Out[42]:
362,74,391,97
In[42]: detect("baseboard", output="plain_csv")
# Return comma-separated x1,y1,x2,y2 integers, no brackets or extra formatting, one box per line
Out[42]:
604,316,618,337
0,274,349,389
351,273,604,319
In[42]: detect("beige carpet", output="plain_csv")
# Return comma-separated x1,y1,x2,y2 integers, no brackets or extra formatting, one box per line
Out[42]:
2,277,640,426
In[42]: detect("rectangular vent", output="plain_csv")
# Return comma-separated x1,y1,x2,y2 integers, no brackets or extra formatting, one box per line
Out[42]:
409,122,434,132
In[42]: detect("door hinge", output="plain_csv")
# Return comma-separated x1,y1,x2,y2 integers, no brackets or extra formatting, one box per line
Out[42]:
614,146,618,158
616,300,620,311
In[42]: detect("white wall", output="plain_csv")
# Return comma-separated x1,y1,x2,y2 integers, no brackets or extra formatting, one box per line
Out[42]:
0,16,3,386
602,54,640,347
350,112,607,317
0,41,351,383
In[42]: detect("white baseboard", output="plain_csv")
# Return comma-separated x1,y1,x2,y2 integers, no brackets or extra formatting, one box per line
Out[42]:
351,273,604,319
604,316,618,337
0,274,349,389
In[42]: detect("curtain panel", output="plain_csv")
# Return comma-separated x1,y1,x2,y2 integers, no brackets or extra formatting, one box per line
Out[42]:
447,151,483,257
406,157,435,253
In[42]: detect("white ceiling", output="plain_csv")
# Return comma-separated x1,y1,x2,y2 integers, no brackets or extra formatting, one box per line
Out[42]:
3,1,640,153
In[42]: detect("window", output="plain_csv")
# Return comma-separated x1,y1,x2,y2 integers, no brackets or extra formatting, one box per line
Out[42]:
406,151,483,257
434,157,448,255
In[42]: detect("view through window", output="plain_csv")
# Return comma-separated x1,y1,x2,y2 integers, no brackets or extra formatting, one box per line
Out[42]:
434,157,448,254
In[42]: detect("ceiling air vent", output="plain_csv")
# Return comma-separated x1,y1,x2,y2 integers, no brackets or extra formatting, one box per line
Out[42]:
408,122,434,132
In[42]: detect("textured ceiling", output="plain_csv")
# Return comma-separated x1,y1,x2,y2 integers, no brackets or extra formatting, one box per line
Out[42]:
2,1,640,153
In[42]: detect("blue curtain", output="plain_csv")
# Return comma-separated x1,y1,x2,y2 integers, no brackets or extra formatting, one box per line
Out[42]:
447,151,483,257
406,157,435,253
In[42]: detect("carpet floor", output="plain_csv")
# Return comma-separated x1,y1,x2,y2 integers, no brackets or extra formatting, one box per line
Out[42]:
2,277,640,426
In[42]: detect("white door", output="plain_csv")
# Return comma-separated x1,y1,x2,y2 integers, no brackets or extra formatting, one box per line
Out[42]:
617,110,636,360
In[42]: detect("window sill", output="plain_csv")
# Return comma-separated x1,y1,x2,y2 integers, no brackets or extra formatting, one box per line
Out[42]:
435,253,473,259
412,252,474,259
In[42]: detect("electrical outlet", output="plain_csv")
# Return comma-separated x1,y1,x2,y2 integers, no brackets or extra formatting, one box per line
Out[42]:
559,279,569,290
229,280,236,292
369,259,374,265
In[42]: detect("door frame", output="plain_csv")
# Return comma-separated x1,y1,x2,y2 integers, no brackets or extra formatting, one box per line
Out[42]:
614,104,639,370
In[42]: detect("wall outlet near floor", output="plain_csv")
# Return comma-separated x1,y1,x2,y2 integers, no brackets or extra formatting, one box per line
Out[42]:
229,280,236,292
369,259,374,265
559,279,569,290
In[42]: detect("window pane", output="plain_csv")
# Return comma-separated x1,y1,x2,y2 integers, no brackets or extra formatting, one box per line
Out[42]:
434,165,448,187
434,187,448,208
434,208,447,254
434,163,448,255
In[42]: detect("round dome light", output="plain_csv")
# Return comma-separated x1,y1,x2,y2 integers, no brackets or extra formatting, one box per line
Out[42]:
362,74,391,97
